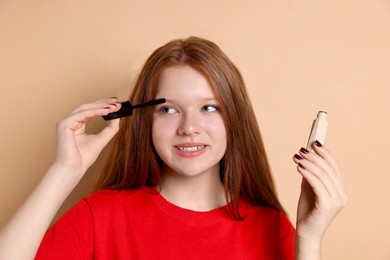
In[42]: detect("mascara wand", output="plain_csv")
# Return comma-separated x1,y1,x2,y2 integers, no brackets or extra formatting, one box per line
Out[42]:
102,98,166,120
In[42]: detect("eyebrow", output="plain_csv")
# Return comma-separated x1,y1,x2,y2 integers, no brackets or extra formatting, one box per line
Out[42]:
161,98,218,103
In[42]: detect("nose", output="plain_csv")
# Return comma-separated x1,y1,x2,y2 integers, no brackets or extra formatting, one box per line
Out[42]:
177,113,201,136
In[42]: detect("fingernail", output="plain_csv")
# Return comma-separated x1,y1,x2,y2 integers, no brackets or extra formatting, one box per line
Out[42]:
298,163,305,169
315,140,322,147
294,154,302,160
300,147,309,154
111,96,117,99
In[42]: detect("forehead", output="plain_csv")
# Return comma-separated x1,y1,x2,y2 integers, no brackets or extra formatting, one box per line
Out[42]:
156,65,215,98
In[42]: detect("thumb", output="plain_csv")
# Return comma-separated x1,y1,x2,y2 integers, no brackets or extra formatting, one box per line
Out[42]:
96,118,120,146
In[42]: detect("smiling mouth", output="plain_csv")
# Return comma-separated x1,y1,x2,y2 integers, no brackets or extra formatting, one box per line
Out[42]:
175,145,206,152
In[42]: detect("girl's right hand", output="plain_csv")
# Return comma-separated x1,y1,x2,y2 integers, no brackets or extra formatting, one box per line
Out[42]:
53,97,121,179
0,98,122,260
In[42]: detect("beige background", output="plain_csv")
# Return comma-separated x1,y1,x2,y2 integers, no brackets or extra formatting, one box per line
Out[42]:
1,0,389,259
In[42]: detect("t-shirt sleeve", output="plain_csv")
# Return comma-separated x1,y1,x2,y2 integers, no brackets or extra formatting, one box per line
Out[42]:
35,199,94,260
278,211,296,260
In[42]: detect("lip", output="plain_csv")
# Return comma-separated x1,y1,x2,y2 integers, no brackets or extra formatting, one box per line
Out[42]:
173,142,208,158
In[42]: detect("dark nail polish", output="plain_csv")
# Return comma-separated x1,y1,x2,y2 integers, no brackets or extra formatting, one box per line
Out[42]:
298,163,305,169
300,147,309,154
294,154,302,160
315,140,322,147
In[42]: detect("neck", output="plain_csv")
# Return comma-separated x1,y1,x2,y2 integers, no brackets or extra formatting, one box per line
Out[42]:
158,167,227,212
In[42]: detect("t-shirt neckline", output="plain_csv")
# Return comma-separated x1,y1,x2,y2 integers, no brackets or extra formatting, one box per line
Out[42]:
141,186,233,225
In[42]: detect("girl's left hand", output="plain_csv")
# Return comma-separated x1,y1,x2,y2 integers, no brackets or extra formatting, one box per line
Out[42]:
293,141,348,244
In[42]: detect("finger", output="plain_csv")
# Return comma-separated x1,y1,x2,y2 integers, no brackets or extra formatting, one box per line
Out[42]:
96,118,120,145
58,106,117,132
297,161,349,213
299,146,346,192
293,151,348,207
293,155,337,197
310,143,348,203
312,141,342,178
295,163,331,205
298,148,342,191
295,161,348,214
311,144,349,205
70,97,120,115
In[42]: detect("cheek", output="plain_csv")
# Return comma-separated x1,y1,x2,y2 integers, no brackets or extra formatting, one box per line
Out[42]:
152,117,176,147
152,117,181,165
152,118,163,147
151,119,165,161
205,117,227,147
207,115,226,131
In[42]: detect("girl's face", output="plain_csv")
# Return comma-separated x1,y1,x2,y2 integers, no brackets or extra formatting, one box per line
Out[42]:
152,65,227,179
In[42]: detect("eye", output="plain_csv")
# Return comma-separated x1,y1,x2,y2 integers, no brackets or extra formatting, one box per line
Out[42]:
159,105,178,114
202,105,219,112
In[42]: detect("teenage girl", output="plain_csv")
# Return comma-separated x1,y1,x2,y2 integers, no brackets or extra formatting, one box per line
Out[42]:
0,37,348,259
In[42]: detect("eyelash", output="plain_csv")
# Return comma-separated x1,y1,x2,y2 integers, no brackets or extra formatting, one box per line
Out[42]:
202,105,219,112
158,105,220,114
159,106,177,114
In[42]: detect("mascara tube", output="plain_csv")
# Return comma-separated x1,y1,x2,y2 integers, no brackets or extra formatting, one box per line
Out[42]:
306,111,328,152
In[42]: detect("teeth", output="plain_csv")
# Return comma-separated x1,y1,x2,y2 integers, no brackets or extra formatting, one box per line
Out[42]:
177,146,205,152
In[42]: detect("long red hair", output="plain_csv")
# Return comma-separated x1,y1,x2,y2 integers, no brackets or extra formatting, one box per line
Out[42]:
95,36,284,219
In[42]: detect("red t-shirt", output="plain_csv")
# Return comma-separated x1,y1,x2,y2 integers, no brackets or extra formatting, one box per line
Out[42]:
36,187,295,259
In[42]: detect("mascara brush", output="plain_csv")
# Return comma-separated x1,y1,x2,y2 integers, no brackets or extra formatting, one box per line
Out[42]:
102,98,166,120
